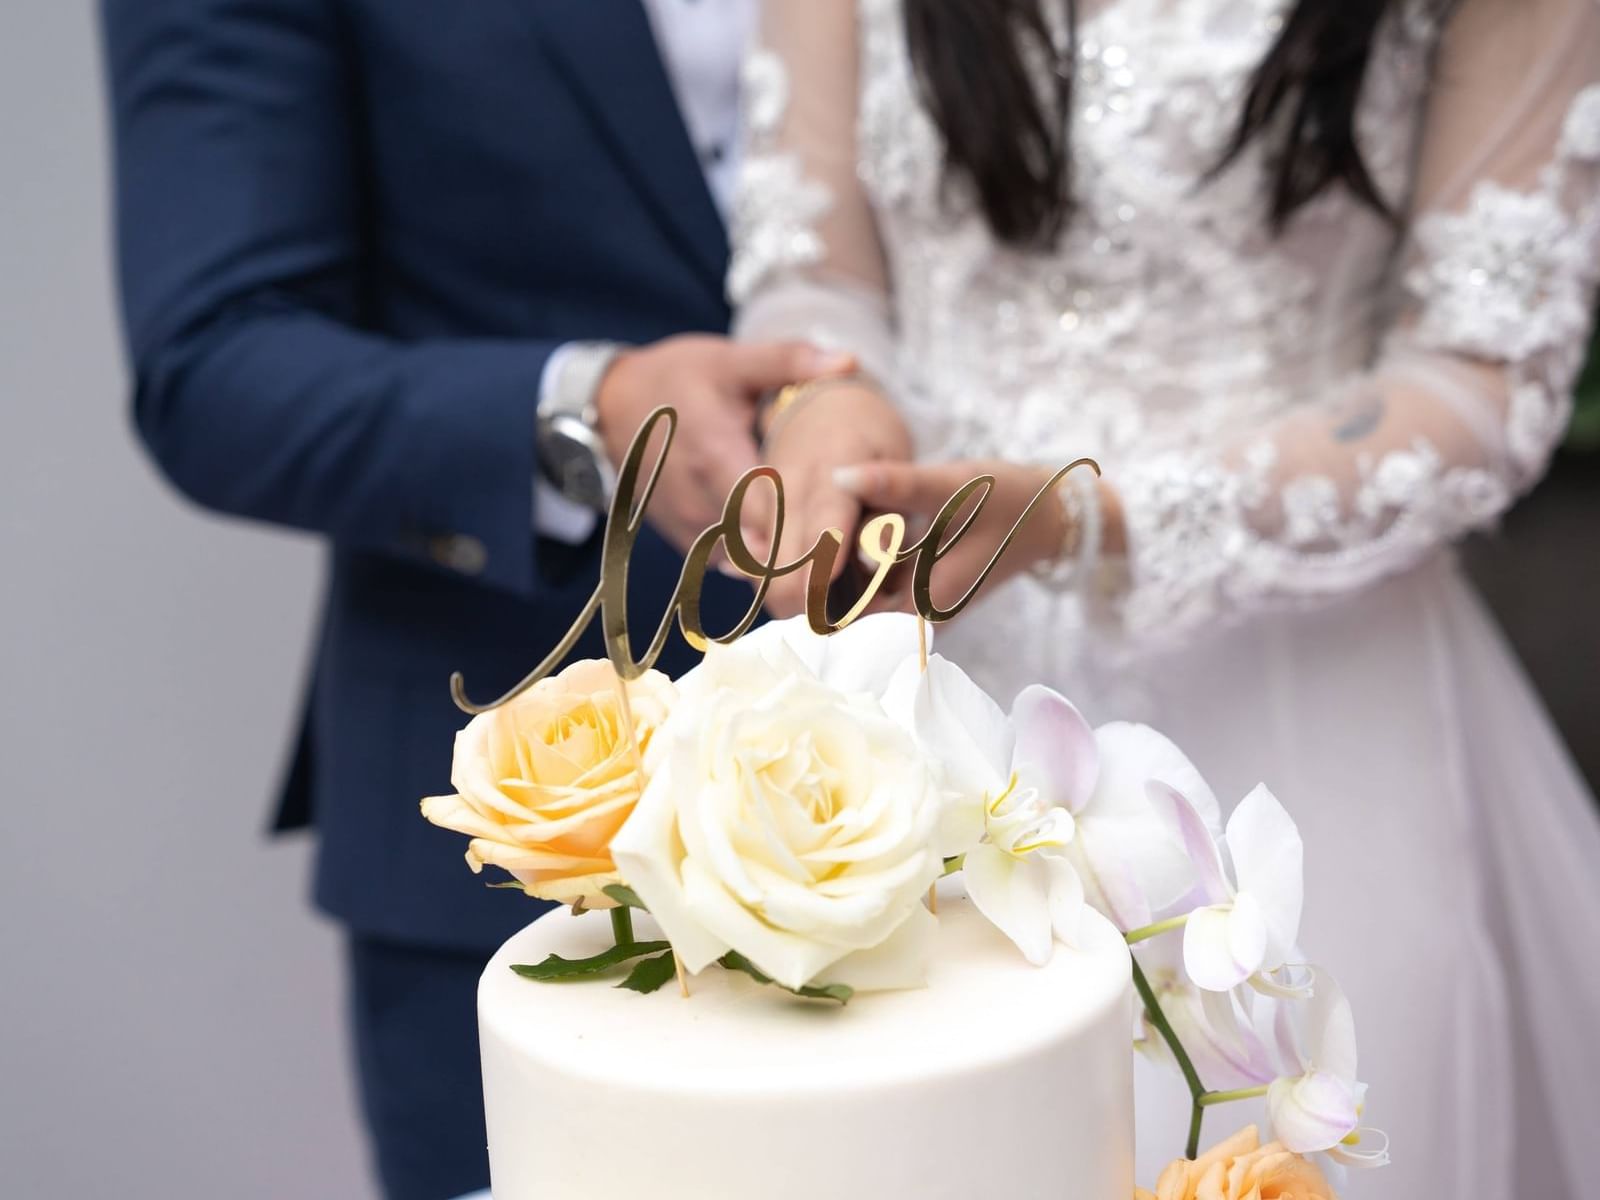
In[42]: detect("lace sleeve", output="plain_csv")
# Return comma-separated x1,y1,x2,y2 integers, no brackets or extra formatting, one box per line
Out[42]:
728,0,898,387
1110,0,1600,645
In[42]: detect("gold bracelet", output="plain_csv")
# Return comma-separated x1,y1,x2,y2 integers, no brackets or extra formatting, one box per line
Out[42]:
762,372,878,446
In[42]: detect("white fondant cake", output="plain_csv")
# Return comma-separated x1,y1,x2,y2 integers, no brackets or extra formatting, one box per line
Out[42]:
479,880,1134,1200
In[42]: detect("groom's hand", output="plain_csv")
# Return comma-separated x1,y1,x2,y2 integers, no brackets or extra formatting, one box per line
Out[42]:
594,336,852,555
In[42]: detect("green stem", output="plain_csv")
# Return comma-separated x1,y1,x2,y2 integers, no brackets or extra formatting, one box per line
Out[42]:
610,906,635,949
1185,1095,1205,1166
1129,956,1209,1161
1123,914,1190,945
1198,1085,1269,1107
941,854,965,877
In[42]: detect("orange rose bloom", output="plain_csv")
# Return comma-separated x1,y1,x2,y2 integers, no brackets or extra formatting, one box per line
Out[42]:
421,658,675,907
1136,1126,1336,1200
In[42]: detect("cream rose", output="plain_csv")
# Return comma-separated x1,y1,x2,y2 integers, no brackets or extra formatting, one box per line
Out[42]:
1136,1126,1336,1200
420,658,675,907
610,615,942,992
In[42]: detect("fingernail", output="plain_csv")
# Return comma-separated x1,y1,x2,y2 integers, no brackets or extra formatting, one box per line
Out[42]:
832,465,863,493
807,348,856,375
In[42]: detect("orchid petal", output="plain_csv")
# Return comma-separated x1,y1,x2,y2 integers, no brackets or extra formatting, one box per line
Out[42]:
1010,685,1099,812
1226,784,1304,968
1147,780,1230,905
1134,938,1274,1088
1322,1126,1392,1169
1198,983,1277,1085
1092,721,1220,830
1249,960,1317,1000
1070,837,1153,932
1303,967,1359,1082
1253,990,1306,1077
902,655,1014,857
915,655,1013,792
1183,895,1267,991
732,613,922,699
879,659,988,860
964,843,1054,965
1268,1070,1361,1153
1046,854,1086,948
1086,723,1216,915
809,612,926,697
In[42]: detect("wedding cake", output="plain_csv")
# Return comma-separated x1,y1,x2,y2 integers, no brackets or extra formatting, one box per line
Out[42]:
478,880,1134,1200
424,505,1390,1200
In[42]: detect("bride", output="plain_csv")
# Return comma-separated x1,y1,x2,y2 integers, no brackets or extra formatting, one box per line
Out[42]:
728,0,1600,1193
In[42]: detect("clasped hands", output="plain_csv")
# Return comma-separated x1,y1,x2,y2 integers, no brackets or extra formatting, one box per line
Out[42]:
595,334,1080,620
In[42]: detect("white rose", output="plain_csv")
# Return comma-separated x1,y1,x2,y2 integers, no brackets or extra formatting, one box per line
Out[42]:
610,615,942,991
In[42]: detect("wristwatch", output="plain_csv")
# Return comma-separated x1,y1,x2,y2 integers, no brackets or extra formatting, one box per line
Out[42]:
536,341,625,512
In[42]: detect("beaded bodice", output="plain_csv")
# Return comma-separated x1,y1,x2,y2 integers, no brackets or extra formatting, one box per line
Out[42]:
850,0,1426,468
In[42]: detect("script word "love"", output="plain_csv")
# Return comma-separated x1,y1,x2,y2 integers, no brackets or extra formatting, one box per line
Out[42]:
450,406,1097,713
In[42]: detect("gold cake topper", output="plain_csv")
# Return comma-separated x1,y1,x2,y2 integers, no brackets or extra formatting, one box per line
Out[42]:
450,406,1098,714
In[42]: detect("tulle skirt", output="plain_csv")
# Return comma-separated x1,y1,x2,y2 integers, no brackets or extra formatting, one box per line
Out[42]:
946,553,1600,1198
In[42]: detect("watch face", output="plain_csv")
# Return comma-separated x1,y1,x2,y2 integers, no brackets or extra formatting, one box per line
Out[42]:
541,417,612,511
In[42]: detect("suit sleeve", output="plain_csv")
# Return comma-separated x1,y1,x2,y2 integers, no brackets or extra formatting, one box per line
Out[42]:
101,0,562,597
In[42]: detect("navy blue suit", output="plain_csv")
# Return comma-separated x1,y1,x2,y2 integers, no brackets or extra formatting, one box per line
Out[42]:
101,2,751,1194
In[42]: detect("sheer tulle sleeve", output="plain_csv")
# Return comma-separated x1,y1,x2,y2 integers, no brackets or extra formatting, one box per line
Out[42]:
728,0,899,387
1111,0,1600,644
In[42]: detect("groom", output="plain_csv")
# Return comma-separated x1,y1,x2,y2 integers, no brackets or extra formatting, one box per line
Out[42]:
99,2,836,1197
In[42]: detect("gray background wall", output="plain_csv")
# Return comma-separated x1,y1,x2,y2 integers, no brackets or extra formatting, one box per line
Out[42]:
1,5,1594,1200
1,5,377,1197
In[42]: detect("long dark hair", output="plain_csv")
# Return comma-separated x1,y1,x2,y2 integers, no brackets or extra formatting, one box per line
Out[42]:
903,0,1428,246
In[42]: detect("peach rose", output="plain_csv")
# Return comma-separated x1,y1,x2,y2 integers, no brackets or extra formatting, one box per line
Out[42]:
420,659,675,907
1136,1126,1335,1200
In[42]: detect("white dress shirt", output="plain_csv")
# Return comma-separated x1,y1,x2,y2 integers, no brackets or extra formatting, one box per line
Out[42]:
536,0,758,542
641,0,758,218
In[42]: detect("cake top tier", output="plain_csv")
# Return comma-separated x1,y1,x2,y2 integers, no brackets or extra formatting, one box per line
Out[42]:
479,880,1131,1095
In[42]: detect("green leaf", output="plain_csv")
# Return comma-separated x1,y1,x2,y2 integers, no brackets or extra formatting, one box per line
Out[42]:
616,951,678,994
601,883,648,910
717,951,853,1005
510,940,671,982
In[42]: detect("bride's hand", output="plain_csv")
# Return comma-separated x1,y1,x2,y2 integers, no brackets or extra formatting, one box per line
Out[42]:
831,459,1071,615
746,380,913,618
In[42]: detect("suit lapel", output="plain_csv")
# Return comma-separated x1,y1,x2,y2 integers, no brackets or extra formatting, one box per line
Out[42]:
524,0,729,297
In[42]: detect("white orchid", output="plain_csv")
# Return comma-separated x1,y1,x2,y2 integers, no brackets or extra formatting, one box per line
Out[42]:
1139,941,1388,1167
1150,781,1304,993
1072,721,1219,932
888,657,1086,964
1132,934,1277,1091
894,652,1223,941
1256,969,1385,1161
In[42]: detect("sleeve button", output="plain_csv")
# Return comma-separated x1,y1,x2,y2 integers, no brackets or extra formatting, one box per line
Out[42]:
429,534,488,576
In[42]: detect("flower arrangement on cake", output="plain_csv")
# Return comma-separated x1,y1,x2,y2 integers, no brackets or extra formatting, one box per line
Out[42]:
421,408,1389,1195
425,612,1386,1187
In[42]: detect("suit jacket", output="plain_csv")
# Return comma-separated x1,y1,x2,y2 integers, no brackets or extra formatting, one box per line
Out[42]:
102,0,754,951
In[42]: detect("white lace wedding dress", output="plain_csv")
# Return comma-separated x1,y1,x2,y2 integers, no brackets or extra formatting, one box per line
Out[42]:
730,0,1600,1193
